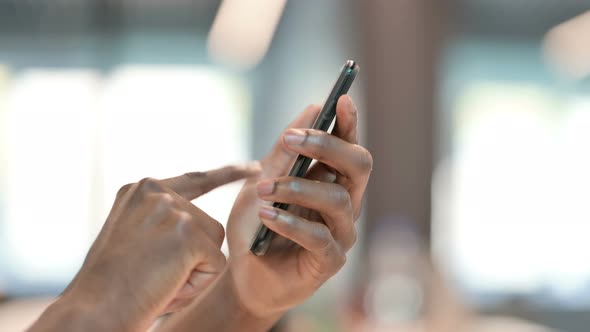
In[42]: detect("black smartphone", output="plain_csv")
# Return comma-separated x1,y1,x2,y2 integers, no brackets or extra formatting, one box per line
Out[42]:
250,60,360,256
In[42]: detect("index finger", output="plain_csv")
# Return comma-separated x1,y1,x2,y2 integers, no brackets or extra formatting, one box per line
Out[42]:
261,104,322,177
160,162,261,201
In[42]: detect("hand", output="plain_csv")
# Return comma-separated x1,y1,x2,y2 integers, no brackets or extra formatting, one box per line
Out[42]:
226,95,373,318
30,164,259,332
151,96,372,332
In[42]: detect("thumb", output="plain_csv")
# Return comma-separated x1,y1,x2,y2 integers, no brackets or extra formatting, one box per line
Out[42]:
160,162,261,201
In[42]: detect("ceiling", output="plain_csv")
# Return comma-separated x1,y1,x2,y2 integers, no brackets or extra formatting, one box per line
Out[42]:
0,0,587,39
457,0,590,37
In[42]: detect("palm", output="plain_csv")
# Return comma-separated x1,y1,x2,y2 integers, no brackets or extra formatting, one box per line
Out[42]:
224,98,363,316
226,169,326,315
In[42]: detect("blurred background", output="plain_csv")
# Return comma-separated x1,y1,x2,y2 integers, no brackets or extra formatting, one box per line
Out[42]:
1,0,590,331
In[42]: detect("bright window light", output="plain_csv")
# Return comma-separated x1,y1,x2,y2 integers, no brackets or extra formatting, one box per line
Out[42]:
0,65,250,293
1,69,100,287
433,82,590,305
98,66,250,238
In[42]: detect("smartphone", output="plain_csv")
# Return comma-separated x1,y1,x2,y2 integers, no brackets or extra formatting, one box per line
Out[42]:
250,60,360,256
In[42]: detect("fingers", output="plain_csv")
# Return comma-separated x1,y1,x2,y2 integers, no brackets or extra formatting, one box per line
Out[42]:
135,184,226,247
92,167,234,320
159,162,261,201
281,95,358,185
150,163,261,245
135,188,227,270
172,270,220,303
258,206,346,280
115,174,228,248
174,208,227,258
261,104,321,177
304,162,338,183
142,192,177,225
170,192,226,247
191,241,227,275
256,177,356,250
281,129,372,216
162,298,193,315
186,271,219,295
163,235,225,312
282,130,372,180
261,95,356,179
143,191,226,316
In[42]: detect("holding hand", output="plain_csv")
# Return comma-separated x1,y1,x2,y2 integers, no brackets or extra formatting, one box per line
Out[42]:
150,96,373,332
227,95,372,318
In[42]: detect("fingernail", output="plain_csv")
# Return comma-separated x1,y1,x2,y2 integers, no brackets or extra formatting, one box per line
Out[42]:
259,205,278,220
284,129,307,145
256,180,275,196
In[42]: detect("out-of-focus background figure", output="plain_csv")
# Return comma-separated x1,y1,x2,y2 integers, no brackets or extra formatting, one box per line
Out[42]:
1,1,590,331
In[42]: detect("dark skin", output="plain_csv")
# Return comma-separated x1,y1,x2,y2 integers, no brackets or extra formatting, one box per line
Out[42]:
159,95,373,330
28,164,260,332
29,95,372,332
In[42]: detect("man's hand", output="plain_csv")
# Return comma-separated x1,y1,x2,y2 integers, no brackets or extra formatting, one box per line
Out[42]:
155,95,372,332
28,164,259,332
226,95,372,319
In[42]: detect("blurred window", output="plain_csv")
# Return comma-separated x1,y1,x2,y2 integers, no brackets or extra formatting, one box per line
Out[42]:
433,39,590,309
0,65,250,296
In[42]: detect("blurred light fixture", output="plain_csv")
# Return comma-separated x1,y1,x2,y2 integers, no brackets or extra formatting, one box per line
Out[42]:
207,0,287,70
543,10,590,80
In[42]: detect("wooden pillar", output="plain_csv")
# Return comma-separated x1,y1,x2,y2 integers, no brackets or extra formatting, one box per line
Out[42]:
361,0,445,247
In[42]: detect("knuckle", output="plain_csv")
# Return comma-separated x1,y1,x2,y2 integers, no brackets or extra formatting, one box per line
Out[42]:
175,210,193,223
341,227,357,252
279,212,298,228
332,186,352,210
286,178,303,194
210,249,228,270
198,245,227,273
326,246,347,273
143,192,166,208
116,183,134,198
157,192,174,205
209,220,225,247
137,177,162,193
314,245,345,281
174,210,197,235
307,132,329,156
150,193,175,211
356,146,373,172
175,211,225,249
314,225,332,250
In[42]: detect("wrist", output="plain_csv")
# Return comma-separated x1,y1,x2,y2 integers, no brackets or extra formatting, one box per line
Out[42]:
157,265,282,332
60,273,159,331
29,295,125,332
222,265,284,324
59,281,145,332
